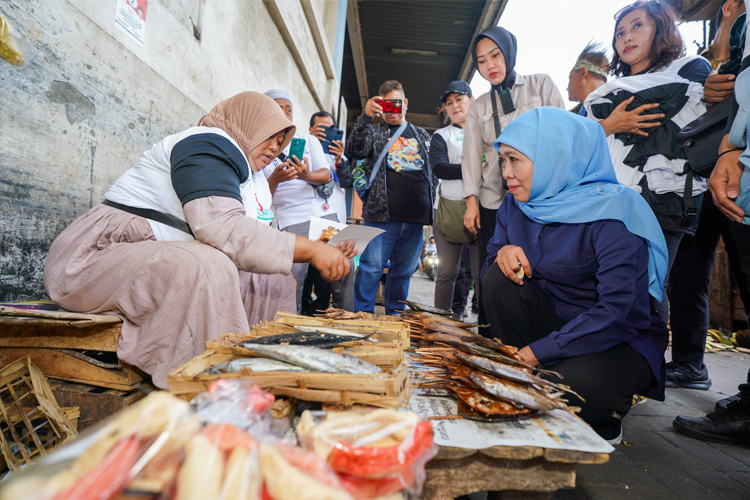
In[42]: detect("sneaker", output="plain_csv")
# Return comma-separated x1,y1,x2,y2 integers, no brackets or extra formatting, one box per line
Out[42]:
673,400,750,446
632,395,648,407
716,394,742,412
665,361,712,390
594,425,623,445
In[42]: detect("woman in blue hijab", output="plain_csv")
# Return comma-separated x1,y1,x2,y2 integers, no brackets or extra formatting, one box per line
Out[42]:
481,106,669,444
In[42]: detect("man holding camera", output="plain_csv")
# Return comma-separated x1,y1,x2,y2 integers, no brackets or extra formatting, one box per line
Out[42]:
345,80,434,315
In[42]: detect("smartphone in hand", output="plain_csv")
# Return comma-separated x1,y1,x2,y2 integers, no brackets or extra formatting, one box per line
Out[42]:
289,137,306,162
377,99,403,114
317,125,344,154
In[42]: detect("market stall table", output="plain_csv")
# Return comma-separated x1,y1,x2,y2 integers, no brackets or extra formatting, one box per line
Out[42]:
422,443,608,499
410,392,612,499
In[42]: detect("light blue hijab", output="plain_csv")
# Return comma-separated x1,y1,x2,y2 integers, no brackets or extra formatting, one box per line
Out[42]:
494,107,669,301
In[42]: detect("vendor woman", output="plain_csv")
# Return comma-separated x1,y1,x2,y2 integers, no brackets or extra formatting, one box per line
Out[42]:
481,107,669,443
43,92,354,389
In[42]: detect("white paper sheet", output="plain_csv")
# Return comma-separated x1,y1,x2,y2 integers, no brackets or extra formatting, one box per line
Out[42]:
308,217,385,255
308,217,347,241
408,395,614,454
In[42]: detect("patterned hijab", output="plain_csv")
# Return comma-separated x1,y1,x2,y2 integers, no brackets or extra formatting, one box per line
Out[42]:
198,91,295,160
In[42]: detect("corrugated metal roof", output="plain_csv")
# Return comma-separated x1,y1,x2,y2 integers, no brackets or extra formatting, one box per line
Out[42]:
341,0,490,118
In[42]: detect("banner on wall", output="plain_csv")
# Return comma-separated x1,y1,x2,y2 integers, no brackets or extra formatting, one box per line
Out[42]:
115,0,148,47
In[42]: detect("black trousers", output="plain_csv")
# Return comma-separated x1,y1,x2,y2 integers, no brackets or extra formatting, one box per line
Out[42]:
481,263,655,436
476,203,498,334
452,243,473,315
301,266,332,316
669,192,750,365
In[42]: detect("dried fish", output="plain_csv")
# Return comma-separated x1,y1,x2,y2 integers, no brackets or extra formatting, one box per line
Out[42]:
451,341,536,373
447,384,535,417
459,335,522,359
242,332,372,348
290,325,378,342
237,344,382,375
469,371,566,411
200,358,309,376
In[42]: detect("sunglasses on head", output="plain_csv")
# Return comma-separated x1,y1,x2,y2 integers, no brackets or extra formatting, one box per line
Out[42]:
614,0,651,20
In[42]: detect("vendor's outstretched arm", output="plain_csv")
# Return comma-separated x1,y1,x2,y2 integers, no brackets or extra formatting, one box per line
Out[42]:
184,196,295,275
527,221,653,366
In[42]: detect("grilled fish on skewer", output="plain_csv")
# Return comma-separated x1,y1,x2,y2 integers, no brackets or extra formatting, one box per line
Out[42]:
459,335,524,359
423,321,482,338
401,301,460,318
469,371,567,411
454,352,581,399
447,384,536,417
236,344,382,374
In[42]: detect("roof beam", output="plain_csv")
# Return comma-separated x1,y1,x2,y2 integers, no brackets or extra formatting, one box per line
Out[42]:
300,0,335,80
346,0,369,109
264,0,324,109
457,0,509,83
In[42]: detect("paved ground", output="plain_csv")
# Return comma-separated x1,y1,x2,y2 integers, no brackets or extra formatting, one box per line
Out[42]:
404,272,750,500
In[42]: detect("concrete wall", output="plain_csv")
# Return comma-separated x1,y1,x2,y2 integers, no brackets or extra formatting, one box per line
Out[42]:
0,0,344,301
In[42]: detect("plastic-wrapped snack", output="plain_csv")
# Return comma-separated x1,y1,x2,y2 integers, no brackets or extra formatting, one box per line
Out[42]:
176,424,261,500
192,379,277,439
260,443,353,500
296,410,437,499
0,391,200,500
0,12,26,66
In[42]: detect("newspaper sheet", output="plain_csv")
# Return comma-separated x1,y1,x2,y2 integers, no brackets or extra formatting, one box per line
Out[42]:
409,395,614,454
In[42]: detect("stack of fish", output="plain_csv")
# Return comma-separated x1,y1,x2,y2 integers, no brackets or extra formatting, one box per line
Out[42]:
403,302,577,420
202,327,382,376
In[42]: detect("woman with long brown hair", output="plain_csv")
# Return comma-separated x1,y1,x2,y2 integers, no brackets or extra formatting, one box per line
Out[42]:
583,0,711,324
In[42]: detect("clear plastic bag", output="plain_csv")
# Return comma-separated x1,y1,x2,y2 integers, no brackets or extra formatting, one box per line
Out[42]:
0,391,200,500
296,410,438,499
192,379,288,442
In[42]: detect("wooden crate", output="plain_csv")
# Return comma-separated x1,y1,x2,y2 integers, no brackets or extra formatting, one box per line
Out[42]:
2,347,145,391
207,333,404,370
0,320,121,352
49,381,148,431
167,349,409,408
0,358,78,471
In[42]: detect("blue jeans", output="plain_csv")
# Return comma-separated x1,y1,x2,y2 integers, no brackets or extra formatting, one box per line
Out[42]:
354,221,423,315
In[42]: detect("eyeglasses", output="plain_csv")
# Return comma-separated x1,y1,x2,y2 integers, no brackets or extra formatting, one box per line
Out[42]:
614,0,650,20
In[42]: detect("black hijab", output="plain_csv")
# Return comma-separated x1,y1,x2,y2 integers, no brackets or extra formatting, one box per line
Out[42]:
473,26,518,114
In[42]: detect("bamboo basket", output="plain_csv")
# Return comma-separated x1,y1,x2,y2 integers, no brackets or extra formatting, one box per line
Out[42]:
0,357,78,471
167,350,409,409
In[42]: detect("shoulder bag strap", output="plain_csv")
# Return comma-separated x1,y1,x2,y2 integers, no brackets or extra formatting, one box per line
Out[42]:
491,89,510,190
368,121,408,186
102,199,194,236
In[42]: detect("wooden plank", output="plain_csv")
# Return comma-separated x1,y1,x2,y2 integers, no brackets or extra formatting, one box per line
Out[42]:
543,449,610,465
50,381,147,431
422,454,575,500
2,348,144,391
0,322,121,351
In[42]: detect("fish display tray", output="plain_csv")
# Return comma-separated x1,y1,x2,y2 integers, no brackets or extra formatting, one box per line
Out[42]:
272,312,410,346
207,333,404,370
167,349,409,409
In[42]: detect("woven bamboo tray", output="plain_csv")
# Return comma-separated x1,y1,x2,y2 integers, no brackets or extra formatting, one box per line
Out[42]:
167,349,409,409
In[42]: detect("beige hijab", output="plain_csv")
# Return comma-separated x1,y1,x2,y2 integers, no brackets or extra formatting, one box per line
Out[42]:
198,91,296,160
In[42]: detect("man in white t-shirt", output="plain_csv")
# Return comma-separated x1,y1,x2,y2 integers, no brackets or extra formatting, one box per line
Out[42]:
303,111,356,312
262,89,335,313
